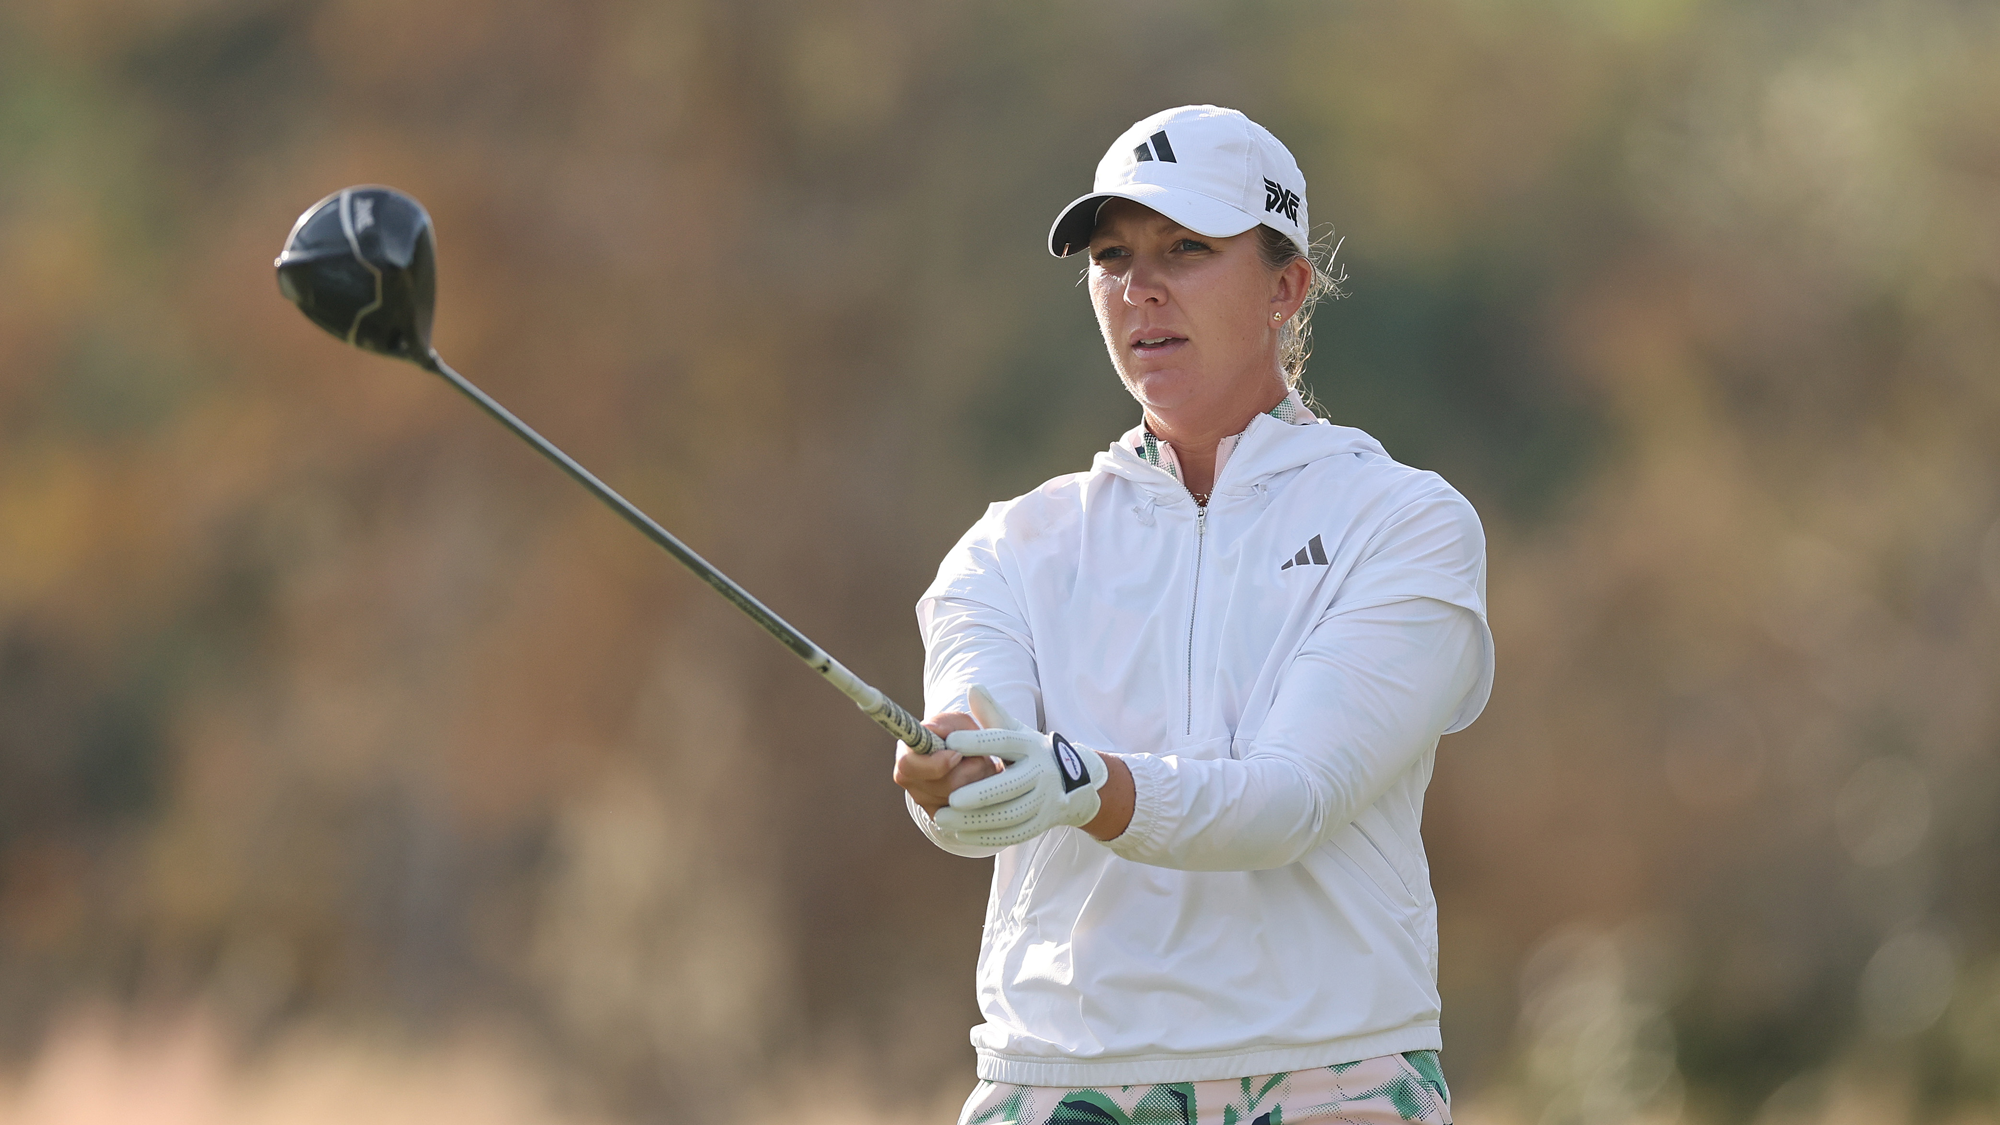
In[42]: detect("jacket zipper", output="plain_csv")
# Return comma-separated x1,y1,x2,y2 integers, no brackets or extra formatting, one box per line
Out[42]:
1185,501,1206,736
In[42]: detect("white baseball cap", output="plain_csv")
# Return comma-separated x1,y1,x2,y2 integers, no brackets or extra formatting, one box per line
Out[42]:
1048,105,1309,259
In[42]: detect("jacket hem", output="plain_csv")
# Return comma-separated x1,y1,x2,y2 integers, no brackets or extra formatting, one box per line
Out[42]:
972,1023,1442,1086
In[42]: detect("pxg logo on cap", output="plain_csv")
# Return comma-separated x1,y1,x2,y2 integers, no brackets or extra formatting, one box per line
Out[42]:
1263,178,1301,222
1049,104,1309,259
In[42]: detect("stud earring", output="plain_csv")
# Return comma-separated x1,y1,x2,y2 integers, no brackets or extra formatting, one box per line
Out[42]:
1272,311,1283,320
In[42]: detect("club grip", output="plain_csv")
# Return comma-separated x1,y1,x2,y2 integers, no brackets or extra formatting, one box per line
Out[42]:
865,694,945,755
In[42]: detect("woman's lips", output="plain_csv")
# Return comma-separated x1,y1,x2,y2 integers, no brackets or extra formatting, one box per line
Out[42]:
1130,333,1188,354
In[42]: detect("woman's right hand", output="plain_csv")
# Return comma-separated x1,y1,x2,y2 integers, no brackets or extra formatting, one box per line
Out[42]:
894,711,1000,817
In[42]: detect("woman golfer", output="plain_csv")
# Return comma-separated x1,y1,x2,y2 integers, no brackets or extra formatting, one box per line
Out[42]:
895,105,1493,1125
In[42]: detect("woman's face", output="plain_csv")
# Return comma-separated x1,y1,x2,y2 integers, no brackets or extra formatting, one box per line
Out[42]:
1086,199,1302,427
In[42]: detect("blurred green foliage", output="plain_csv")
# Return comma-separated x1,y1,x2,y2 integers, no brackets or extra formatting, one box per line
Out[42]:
1,1,1997,1122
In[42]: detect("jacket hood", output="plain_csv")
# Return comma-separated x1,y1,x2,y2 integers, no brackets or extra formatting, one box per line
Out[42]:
1094,414,1390,498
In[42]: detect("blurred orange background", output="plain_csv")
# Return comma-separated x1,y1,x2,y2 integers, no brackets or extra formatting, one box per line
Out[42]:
1,1,1996,1122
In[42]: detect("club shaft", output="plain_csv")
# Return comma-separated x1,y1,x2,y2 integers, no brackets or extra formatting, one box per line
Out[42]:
419,350,942,755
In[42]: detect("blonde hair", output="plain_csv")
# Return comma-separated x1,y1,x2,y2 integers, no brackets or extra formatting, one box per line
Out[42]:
1256,225,1347,390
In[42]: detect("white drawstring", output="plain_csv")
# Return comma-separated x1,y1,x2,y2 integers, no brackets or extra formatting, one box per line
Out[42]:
1132,495,1159,526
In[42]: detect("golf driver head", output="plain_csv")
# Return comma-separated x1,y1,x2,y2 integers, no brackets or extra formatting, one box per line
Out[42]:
275,185,437,363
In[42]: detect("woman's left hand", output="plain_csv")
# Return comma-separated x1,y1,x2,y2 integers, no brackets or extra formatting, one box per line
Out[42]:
933,686,1137,845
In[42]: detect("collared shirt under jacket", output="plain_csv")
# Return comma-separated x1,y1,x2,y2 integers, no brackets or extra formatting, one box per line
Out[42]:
908,409,1495,1088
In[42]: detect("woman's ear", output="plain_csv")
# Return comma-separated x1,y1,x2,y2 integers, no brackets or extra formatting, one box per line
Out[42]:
1273,256,1312,320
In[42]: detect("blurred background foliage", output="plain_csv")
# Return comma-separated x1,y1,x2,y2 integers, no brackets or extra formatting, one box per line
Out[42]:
1,0,1997,1122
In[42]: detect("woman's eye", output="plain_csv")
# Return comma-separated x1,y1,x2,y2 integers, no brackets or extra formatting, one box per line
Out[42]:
1175,238,1211,253
1090,246,1128,263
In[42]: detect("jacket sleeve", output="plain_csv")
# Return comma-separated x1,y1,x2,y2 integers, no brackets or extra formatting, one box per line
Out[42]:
1105,597,1481,870
1105,492,1492,872
903,501,1048,858
901,600,1044,859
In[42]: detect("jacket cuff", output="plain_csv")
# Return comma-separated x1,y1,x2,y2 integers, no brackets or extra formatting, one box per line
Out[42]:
1104,752,1176,863
906,790,1003,859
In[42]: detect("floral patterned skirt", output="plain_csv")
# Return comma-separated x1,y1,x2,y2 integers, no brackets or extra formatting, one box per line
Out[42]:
957,1050,1451,1125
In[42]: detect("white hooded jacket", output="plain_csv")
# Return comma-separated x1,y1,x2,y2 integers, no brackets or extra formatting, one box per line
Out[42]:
911,411,1494,1087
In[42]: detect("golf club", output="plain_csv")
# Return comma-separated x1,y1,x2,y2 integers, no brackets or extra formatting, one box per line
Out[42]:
275,185,943,755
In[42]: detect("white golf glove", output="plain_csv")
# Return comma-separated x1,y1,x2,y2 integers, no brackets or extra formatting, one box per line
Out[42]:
933,685,1110,848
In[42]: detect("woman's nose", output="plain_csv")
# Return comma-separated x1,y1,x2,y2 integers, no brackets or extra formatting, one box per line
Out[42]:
1121,261,1167,306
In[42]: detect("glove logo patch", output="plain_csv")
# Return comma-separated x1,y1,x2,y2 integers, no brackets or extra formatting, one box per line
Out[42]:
1051,734,1088,793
